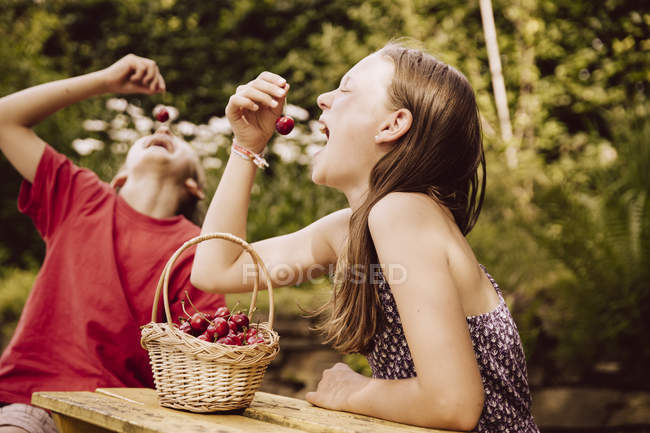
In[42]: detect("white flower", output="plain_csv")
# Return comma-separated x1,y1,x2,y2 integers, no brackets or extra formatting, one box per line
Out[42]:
202,157,223,169
176,121,196,136
167,106,180,122
196,124,215,141
305,143,325,158
308,120,322,134
82,119,108,132
285,104,309,121
126,104,144,117
208,116,232,135
111,142,130,154
72,138,104,156
599,144,617,166
190,139,219,155
134,117,154,133
106,98,128,111
109,128,140,143
110,114,130,130
273,139,300,163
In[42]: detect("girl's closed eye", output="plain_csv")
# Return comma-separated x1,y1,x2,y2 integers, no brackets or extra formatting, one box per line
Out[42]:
339,76,352,92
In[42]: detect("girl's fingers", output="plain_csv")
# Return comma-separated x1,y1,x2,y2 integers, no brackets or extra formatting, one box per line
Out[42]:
250,77,288,100
228,94,259,113
258,71,287,88
237,85,279,109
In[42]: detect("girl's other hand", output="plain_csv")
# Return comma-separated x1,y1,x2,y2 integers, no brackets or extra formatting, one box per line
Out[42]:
226,71,288,153
305,362,368,412
101,54,166,95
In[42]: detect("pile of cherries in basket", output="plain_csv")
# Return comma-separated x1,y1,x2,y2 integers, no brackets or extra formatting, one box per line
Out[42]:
177,301,264,346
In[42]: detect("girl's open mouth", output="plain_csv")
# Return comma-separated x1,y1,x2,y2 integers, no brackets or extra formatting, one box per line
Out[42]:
318,120,330,139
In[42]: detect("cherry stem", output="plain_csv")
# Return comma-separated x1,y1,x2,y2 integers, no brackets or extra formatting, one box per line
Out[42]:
184,290,212,323
180,300,191,319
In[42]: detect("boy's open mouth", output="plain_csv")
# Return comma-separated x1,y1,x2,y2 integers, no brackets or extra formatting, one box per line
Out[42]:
146,135,174,153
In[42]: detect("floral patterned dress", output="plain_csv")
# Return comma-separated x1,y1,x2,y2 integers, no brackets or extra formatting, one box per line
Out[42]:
365,265,540,433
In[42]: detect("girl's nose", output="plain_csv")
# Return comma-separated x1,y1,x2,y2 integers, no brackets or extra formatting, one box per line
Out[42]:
317,90,334,111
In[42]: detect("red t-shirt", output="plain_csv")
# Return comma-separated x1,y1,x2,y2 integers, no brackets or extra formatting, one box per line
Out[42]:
0,145,225,404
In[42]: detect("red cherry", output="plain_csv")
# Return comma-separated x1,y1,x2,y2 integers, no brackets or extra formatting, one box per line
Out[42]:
231,313,249,329
190,313,208,332
155,107,169,122
245,328,258,338
228,319,240,333
246,335,264,345
197,332,211,341
275,116,294,135
212,317,229,338
216,336,236,345
205,323,217,338
214,306,230,318
179,321,192,334
228,332,243,346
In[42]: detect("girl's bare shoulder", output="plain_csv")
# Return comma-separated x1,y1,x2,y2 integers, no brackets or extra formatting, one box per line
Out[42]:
369,191,456,237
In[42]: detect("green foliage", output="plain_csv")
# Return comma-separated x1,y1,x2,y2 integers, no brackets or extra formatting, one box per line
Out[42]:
343,353,372,377
524,103,650,382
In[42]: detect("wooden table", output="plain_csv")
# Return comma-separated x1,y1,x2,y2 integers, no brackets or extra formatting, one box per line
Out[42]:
32,388,458,433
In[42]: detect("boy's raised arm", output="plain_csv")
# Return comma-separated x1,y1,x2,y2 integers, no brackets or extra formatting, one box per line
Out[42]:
0,54,165,182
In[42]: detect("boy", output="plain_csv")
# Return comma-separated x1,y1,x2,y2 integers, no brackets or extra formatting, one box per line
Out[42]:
0,54,225,433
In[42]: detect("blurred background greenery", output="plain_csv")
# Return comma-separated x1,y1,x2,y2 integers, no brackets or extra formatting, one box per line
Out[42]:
0,0,648,415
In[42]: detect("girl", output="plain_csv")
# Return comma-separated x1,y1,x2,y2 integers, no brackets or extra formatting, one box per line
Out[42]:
191,42,539,432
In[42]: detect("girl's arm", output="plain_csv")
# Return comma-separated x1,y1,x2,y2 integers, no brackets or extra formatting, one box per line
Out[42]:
0,54,165,182
191,73,346,293
306,192,484,431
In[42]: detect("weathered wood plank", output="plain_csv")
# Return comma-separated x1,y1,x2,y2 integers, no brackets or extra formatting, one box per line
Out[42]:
35,388,462,433
52,413,114,433
33,390,305,433
97,388,458,432
246,392,457,433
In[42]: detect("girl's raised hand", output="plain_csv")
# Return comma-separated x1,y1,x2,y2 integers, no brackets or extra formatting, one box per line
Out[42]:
226,72,288,153
101,54,166,95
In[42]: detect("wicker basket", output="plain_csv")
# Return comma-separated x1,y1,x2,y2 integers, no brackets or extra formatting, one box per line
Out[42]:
140,232,280,412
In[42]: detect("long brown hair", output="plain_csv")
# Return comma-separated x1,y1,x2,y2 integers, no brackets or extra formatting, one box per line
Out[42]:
314,42,486,354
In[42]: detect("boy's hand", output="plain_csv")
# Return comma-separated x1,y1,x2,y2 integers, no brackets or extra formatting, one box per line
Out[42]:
101,54,166,95
226,72,288,153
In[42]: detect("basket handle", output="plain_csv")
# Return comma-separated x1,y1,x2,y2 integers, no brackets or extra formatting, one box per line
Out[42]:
150,232,275,329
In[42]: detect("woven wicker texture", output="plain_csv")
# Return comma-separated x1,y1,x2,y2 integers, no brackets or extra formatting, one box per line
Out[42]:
141,233,280,412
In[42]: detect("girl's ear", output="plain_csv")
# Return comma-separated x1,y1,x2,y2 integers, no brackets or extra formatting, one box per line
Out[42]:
185,178,205,200
110,172,128,189
375,108,413,144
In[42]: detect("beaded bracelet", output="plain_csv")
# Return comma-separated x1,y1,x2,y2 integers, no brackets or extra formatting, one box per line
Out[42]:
231,142,269,169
